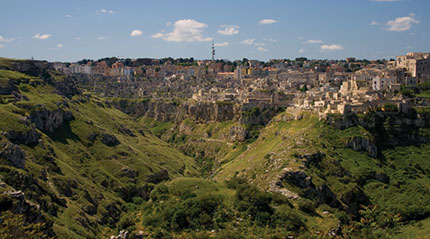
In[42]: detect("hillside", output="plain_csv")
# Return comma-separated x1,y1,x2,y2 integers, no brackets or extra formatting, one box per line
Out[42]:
2,58,430,238
0,59,198,238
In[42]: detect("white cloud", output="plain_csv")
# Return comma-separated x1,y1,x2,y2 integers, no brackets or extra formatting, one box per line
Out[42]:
130,29,143,37
299,48,305,53
65,14,72,18
33,33,51,40
217,25,239,35
153,19,212,42
214,42,229,47
321,44,344,52
75,37,81,40
0,36,15,43
304,39,323,44
297,36,304,40
100,9,115,14
265,38,277,43
370,20,379,26
240,38,255,45
257,46,269,52
386,16,420,31
97,36,105,40
151,33,164,39
254,42,265,46
0,44,3,48
57,44,63,48
259,19,277,25
99,9,115,14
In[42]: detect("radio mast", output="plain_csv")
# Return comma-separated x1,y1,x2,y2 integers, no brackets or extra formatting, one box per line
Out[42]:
211,40,215,61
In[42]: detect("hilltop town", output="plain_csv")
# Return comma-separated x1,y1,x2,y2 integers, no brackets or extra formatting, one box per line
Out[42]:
53,52,430,117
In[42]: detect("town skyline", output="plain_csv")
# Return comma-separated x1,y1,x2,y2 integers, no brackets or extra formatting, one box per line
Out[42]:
1,0,429,62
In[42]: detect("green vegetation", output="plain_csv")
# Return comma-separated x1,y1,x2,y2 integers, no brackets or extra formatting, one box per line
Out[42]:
1,58,430,238
141,177,309,238
0,211,49,239
215,110,430,238
0,61,199,238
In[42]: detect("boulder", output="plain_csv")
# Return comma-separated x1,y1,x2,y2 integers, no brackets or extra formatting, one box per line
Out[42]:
101,134,120,147
3,127,40,145
0,142,26,168
111,230,129,239
279,168,312,188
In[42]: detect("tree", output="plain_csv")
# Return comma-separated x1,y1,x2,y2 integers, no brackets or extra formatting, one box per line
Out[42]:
400,88,414,98
295,57,307,62
341,205,401,239
0,211,48,239
123,58,133,66
300,85,308,92
77,59,92,65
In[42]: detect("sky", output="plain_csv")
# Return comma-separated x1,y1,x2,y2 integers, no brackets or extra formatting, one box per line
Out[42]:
0,0,429,62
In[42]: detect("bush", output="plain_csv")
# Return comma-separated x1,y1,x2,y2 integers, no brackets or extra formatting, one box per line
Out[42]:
150,184,169,202
401,88,414,98
297,199,316,214
235,182,274,224
271,205,305,230
381,103,398,112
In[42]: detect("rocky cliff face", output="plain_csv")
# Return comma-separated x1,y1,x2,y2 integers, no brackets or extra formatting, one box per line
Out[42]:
0,142,26,168
3,127,40,146
0,190,54,236
110,100,241,123
110,99,285,129
28,106,74,133
275,167,343,210
326,107,430,148
347,137,378,158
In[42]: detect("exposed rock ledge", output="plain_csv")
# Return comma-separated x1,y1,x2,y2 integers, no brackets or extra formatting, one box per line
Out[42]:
0,142,26,168
28,106,74,133
347,137,378,158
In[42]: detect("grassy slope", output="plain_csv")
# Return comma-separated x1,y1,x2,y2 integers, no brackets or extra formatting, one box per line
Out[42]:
141,117,249,176
214,110,430,236
0,69,198,238
139,177,334,238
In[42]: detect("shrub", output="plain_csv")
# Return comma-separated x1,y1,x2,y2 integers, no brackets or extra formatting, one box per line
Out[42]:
271,205,305,230
297,199,316,214
149,184,169,202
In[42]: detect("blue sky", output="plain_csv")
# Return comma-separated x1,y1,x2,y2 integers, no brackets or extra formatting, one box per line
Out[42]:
0,0,429,62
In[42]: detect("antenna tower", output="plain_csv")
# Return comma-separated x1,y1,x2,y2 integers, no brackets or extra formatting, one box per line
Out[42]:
211,41,215,61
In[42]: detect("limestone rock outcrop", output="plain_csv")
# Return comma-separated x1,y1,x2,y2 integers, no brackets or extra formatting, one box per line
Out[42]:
347,137,378,158
29,106,74,133
3,127,40,145
0,142,26,168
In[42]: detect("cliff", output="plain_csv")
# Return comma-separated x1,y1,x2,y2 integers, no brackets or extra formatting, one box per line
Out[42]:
325,105,430,149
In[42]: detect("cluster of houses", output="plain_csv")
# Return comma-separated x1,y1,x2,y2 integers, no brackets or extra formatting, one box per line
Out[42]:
56,52,430,115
